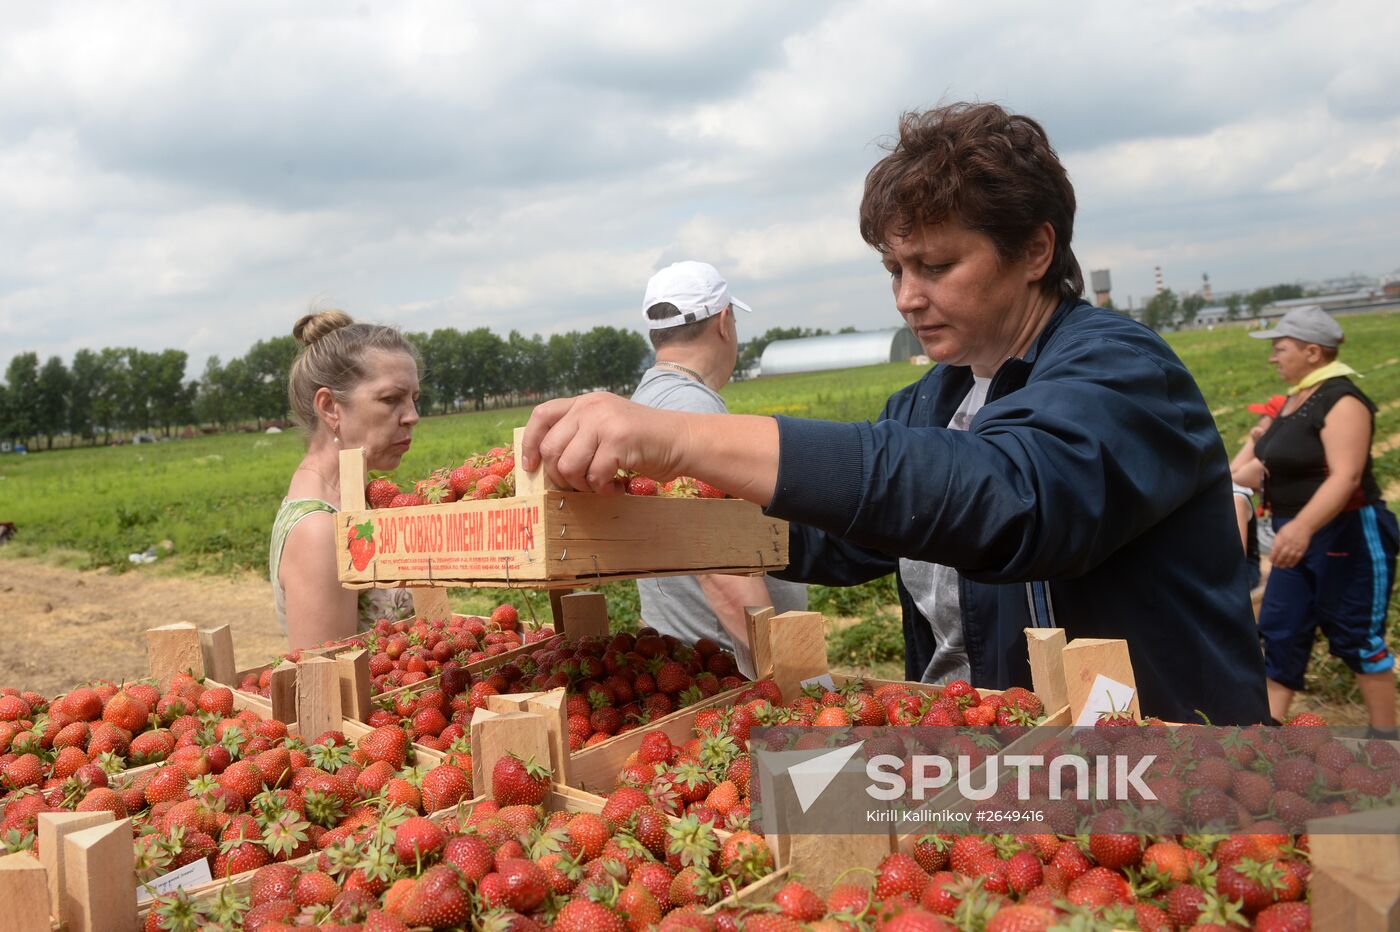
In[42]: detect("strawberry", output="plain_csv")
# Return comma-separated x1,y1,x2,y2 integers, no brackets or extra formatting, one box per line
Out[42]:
985,905,1057,931
1253,901,1311,931
1165,883,1208,927
912,833,953,873
1005,850,1043,894
481,858,548,912
102,690,149,732
1065,866,1133,908
441,834,495,884
626,476,660,496
347,520,376,571
490,604,519,631
367,478,401,509
555,899,627,931
491,753,549,805
401,863,472,929
773,880,825,920
248,863,299,905
293,870,339,907
388,493,425,508
394,816,445,866
359,725,409,769
1088,833,1142,870
420,764,471,813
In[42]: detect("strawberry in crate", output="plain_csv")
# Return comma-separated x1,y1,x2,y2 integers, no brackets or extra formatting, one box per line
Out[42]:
363,443,517,508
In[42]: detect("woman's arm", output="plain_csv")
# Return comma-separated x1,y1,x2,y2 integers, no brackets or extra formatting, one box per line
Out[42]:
1267,395,1371,569
280,512,359,649
1231,456,1264,491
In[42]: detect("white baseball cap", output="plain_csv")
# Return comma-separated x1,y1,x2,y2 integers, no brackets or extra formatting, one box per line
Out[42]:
642,261,753,330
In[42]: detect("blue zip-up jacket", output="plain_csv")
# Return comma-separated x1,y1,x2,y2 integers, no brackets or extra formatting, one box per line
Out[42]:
768,299,1270,726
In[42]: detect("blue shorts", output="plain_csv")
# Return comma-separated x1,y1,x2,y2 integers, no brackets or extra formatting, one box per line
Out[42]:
1257,504,1398,690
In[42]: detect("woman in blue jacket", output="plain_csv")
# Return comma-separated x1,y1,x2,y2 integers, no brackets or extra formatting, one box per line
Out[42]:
522,103,1270,726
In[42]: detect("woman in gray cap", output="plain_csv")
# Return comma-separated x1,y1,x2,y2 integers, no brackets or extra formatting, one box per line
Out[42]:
1234,306,1398,737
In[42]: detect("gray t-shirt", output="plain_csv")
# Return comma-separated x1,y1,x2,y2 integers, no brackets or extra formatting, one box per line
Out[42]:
898,375,990,685
630,367,808,649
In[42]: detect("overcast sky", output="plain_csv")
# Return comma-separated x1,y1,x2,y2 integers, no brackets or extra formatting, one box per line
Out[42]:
2,0,1398,375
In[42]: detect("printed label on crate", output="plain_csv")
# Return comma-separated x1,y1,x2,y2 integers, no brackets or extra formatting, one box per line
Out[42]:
799,673,837,691
136,859,213,903
344,501,544,578
1073,674,1136,727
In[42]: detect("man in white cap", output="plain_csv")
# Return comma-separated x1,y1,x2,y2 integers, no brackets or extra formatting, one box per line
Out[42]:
631,261,807,659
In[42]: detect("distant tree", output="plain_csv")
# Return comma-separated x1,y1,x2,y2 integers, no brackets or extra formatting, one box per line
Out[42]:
149,349,190,435
4,352,40,447
418,327,466,415
1224,294,1243,321
460,328,506,409
242,337,298,427
580,326,648,393
547,332,583,396
67,349,101,443
504,330,550,405
35,356,71,449
1180,293,1206,327
1140,290,1180,332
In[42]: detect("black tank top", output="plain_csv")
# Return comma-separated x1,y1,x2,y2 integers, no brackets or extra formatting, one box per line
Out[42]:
1253,377,1381,518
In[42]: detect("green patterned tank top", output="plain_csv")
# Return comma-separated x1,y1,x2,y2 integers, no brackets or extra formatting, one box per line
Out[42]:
269,498,413,633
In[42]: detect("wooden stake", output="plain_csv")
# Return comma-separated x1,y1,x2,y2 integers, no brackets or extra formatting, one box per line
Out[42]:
469,709,553,798
412,588,453,622
1061,638,1140,724
198,625,236,687
37,811,113,922
767,611,829,703
1310,864,1400,931
525,688,570,786
548,588,574,630
485,693,540,715
1024,628,1068,714
0,853,52,932
336,650,373,723
62,819,137,932
513,426,563,497
745,606,776,679
269,664,298,724
559,592,608,641
145,623,203,690
340,448,368,510
296,656,343,740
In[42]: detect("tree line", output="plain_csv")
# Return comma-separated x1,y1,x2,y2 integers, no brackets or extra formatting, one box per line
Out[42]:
1137,283,1307,331
0,326,650,449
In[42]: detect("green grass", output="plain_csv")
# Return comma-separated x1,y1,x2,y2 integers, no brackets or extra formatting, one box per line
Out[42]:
4,311,1399,702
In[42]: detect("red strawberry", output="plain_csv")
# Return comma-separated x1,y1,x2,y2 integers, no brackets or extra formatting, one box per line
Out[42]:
1088,833,1142,870
626,476,660,496
555,899,626,931
394,817,445,866
875,851,929,901
420,764,471,813
1065,866,1132,908
248,863,300,905
491,753,549,805
102,690,149,732
293,870,339,907
388,493,424,508
773,880,825,920
441,835,495,884
985,905,1057,932
367,478,401,509
359,725,409,769
347,520,376,571
401,864,472,928
480,858,547,912
490,604,519,631
1253,901,1311,931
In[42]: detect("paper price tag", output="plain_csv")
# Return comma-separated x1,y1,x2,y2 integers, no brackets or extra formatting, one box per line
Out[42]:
799,673,837,692
136,858,213,904
731,637,757,681
1073,674,1137,727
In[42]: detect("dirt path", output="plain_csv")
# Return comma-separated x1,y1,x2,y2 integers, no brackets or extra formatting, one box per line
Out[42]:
0,555,287,696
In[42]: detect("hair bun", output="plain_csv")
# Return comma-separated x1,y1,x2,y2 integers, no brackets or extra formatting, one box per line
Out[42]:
292,309,355,346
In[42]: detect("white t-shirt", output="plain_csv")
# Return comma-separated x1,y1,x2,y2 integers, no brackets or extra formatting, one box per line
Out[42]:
897,376,990,684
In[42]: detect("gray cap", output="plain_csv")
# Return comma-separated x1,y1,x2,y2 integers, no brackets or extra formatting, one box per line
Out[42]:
1249,305,1344,348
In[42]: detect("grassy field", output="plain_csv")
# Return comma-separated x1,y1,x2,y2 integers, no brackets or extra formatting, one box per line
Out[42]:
3,311,1399,700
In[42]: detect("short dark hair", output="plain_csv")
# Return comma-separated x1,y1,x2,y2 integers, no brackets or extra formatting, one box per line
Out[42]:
647,303,722,350
859,103,1084,301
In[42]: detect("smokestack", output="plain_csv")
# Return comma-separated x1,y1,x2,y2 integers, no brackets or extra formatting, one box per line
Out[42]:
1202,273,1212,302
1154,266,1165,295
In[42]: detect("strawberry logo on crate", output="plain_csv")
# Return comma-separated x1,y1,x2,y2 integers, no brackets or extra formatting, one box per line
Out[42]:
346,520,376,571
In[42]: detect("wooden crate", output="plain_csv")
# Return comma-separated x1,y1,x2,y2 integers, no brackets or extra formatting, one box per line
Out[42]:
332,432,788,588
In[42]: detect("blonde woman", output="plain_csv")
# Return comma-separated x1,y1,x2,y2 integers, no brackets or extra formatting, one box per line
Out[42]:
271,311,418,648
